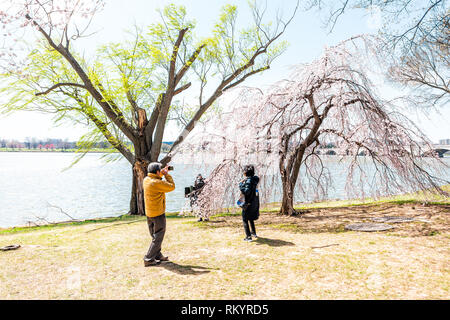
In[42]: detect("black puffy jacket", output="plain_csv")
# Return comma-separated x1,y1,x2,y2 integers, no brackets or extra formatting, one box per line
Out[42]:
239,175,260,220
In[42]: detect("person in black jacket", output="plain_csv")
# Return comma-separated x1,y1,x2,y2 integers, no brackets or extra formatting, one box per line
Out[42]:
239,165,260,242
193,174,208,222
194,174,205,192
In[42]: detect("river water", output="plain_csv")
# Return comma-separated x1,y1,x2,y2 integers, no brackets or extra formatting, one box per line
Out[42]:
0,152,448,228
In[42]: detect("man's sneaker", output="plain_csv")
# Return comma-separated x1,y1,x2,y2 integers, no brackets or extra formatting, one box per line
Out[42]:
144,259,161,267
244,237,253,242
251,233,258,239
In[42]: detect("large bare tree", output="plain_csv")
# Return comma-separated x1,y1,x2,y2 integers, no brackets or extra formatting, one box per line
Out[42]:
313,0,449,108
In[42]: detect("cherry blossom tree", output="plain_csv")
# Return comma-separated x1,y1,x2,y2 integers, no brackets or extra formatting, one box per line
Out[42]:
0,0,298,215
179,37,448,216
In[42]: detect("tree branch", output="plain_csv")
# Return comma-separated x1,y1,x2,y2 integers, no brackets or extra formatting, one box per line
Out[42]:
169,28,188,89
174,82,192,96
35,82,87,96
25,14,138,145
65,91,135,164
223,65,270,91
174,44,206,86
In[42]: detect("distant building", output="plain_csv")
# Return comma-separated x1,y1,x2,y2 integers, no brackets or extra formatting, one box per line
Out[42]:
439,139,450,145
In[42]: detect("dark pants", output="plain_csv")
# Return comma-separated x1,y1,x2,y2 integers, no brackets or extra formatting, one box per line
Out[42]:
145,214,166,261
243,218,256,237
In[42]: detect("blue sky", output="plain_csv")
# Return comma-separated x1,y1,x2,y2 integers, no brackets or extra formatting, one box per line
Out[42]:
0,0,448,143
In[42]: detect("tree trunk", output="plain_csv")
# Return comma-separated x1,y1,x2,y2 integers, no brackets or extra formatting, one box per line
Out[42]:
129,108,152,215
280,179,298,215
279,148,307,215
129,159,149,215
129,167,138,215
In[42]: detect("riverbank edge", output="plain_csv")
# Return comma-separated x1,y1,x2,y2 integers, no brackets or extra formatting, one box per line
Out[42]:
1,189,448,235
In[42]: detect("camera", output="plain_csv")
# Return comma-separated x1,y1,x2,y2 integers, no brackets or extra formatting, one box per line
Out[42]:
185,186,194,197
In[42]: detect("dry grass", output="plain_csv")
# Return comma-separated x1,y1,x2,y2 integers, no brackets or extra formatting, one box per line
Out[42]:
0,203,449,300
218,203,450,237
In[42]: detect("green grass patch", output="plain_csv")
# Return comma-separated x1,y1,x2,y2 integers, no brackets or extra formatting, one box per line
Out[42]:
0,214,143,236
211,212,241,218
0,211,188,236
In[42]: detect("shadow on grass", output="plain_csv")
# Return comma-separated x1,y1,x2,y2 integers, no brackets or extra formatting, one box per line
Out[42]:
158,261,213,275
202,220,226,224
254,237,295,247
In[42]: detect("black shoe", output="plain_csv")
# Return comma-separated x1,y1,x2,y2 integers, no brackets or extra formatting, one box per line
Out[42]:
251,233,258,239
144,259,161,267
244,237,253,242
197,218,203,222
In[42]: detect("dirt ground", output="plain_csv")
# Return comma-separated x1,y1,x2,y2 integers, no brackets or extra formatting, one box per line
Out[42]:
204,203,450,237
0,202,448,299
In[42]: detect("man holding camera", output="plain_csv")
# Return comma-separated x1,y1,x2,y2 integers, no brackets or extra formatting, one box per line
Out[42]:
143,162,175,267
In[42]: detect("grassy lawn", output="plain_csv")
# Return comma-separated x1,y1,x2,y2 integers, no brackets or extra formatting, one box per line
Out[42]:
0,196,449,299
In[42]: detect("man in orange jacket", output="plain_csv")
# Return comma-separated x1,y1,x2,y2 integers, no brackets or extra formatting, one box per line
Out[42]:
143,162,175,267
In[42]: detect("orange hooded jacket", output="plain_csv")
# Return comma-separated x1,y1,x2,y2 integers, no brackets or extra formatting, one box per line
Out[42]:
143,173,175,217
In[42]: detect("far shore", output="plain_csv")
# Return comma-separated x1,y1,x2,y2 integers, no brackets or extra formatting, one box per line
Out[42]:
0,148,173,153
0,148,115,153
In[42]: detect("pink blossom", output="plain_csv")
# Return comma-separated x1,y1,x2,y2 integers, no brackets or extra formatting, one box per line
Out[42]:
178,36,448,216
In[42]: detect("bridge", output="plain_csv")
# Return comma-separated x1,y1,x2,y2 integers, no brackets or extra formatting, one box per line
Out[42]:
317,144,450,158
423,144,450,158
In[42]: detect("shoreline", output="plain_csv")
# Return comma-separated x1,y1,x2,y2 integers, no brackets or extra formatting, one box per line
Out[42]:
1,191,448,234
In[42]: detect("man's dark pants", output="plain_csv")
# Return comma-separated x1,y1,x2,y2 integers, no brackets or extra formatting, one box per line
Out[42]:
243,218,256,238
145,213,166,261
